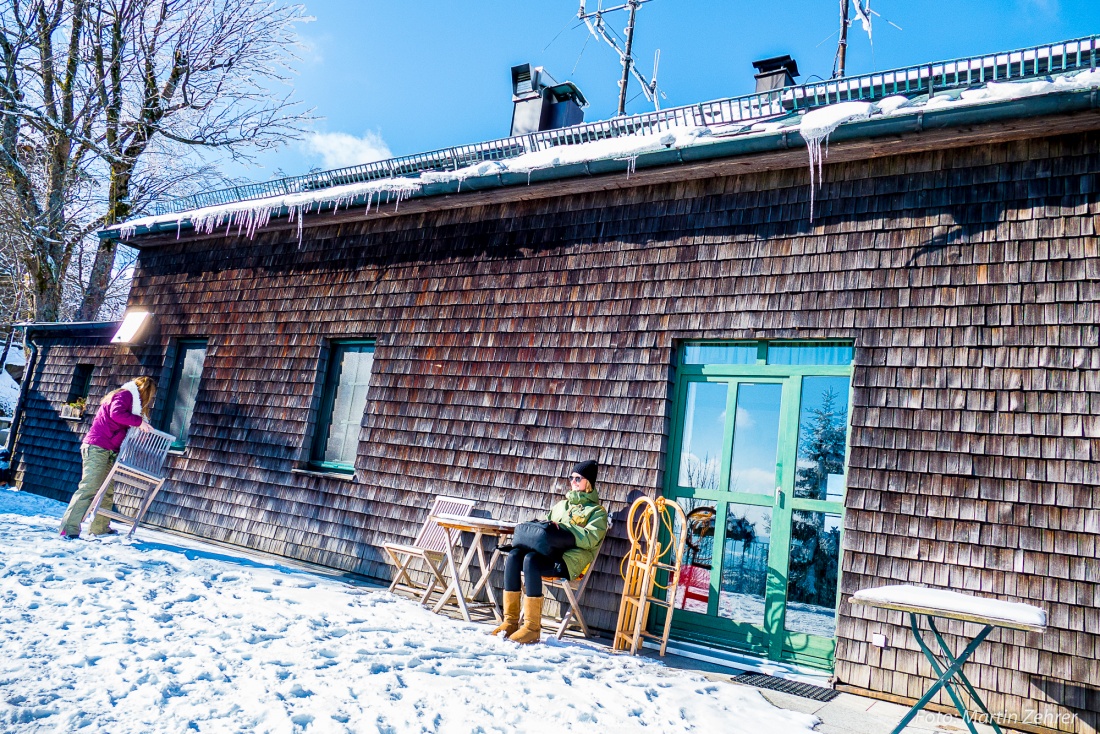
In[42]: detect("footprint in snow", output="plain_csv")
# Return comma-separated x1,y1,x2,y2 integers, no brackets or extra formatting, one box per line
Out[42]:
507,663,555,673
288,684,313,698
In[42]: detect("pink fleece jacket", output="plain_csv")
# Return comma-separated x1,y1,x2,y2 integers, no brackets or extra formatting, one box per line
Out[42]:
83,389,144,452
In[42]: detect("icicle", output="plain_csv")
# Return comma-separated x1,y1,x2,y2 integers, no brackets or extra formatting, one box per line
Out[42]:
625,155,638,178
798,102,875,222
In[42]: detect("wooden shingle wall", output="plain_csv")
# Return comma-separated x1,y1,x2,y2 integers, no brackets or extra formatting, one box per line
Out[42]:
17,128,1099,732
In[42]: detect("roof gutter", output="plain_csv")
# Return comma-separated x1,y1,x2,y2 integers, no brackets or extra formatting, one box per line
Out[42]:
104,88,1100,242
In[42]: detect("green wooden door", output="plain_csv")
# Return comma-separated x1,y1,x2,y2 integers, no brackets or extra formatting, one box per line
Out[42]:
662,343,852,670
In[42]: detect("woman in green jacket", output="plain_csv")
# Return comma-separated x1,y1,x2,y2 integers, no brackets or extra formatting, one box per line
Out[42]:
492,460,609,644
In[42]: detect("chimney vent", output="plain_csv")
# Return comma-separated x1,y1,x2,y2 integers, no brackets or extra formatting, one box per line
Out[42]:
752,55,800,94
510,63,587,136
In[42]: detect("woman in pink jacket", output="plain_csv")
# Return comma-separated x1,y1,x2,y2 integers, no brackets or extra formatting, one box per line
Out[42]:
58,377,157,538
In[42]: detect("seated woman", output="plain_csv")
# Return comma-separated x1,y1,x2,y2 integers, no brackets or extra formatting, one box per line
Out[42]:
492,460,609,644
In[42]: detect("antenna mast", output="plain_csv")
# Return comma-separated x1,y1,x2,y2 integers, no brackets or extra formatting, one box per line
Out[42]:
834,0,850,78
833,0,874,79
577,0,661,116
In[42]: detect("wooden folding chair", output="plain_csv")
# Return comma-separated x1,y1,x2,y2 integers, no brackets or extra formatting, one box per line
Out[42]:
382,496,476,605
82,426,176,539
541,532,609,640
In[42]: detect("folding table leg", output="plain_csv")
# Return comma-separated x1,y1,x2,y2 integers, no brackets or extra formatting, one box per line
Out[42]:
469,539,500,618
433,527,472,622
926,618,1001,732
890,614,994,734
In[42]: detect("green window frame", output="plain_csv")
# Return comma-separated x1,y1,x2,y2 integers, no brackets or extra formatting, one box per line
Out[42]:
309,340,375,474
66,363,94,403
659,339,855,671
161,339,209,451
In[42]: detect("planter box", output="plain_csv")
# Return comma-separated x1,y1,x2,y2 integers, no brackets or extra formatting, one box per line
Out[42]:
60,404,84,420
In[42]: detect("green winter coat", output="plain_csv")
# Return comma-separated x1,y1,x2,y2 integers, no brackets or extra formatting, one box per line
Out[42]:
547,487,609,580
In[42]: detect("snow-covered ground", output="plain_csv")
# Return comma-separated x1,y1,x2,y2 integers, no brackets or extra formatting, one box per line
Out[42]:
0,488,819,734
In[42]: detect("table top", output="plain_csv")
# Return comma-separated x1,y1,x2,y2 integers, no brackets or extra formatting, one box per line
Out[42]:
433,513,517,534
851,585,1047,633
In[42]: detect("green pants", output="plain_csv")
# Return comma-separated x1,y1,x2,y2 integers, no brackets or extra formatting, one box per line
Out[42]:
59,445,118,536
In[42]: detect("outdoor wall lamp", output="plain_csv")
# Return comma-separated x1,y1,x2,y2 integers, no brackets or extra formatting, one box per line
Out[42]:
111,310,152,344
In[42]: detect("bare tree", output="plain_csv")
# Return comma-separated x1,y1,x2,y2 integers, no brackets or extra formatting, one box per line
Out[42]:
77,0,310,320
0,0,310,322
0,0,102,321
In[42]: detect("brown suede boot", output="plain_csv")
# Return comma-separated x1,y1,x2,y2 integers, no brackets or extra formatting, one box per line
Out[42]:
489,590,521,637
508,596,544,644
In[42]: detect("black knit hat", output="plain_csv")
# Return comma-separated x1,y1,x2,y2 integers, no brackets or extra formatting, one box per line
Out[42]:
572,460,599,485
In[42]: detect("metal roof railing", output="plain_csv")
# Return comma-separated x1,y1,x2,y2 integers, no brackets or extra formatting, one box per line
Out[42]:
152,35,1099,216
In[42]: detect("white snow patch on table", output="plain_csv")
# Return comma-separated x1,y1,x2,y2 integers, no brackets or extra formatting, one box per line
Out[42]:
0,487,818,734
852,585,1047,629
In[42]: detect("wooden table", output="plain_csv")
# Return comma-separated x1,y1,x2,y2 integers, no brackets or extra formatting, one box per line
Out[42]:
431,514,516,622
852,586,1047,734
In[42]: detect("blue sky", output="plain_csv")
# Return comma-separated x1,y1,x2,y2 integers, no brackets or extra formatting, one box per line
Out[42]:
231,0,1100,181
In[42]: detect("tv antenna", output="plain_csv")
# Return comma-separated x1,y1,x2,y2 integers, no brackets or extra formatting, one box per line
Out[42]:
833,0,901,78
577,0,662,116
833,0,873,78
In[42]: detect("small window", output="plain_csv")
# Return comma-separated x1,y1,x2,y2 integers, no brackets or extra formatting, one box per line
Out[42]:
682,343,758,366
682,341,853,366
162,339,208,450
767,342,853,366
66,364,94,403
310,341,375,473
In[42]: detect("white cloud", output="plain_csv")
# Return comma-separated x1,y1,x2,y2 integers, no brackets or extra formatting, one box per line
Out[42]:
735,406,755,430
304,130,392,169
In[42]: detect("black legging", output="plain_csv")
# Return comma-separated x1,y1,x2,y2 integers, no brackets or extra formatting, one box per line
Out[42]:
504,548,569,597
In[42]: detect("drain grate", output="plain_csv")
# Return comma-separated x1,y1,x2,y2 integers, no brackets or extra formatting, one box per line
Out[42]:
732,672,840,703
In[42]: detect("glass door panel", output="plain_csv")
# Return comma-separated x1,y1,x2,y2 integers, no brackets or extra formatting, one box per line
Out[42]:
674,498,718,613
785,511,842,638
793,376,851,501
717,503,772,626
677,381,729,491
728,383,783,495
664,344,853,670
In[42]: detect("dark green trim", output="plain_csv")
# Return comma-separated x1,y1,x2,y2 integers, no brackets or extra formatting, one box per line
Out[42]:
308,339,375,473
161,338,209,451
659,341,855,671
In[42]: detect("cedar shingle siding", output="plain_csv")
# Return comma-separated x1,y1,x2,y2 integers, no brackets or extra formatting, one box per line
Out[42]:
15,125,1100,732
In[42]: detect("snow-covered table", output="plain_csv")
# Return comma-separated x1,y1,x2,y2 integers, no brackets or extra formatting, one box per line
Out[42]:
851,585,1047,734
431,514,516,622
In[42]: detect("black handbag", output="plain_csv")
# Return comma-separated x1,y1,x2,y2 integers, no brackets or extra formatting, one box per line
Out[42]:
511,520,576,556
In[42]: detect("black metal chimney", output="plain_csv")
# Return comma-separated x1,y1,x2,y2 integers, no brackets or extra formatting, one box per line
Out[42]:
752,55,800,93
510,64,587,136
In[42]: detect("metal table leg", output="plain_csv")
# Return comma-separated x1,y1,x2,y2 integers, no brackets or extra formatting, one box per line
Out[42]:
890,613,995,734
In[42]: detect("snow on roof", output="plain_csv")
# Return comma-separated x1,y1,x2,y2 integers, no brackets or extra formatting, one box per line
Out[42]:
111,67,1100,242
852,584,1048,629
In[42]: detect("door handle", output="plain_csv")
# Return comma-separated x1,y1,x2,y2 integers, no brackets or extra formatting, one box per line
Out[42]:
774,486,784,507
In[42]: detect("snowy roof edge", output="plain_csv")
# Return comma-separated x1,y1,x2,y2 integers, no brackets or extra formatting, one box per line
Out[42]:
19,321,121,336
106,88,1100,243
